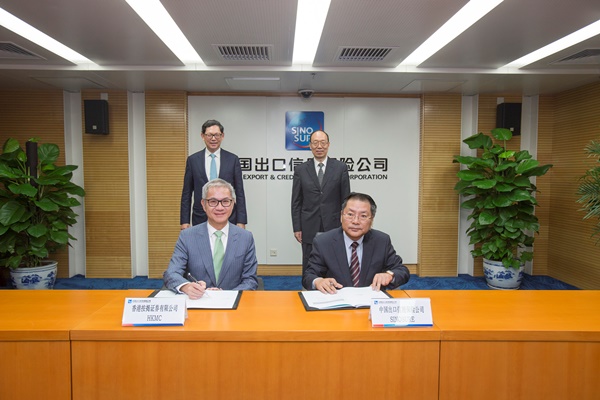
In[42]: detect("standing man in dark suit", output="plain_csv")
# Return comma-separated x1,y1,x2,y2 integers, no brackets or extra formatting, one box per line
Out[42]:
291,130,351,281
165,179,258,298
302,192,410,293
180,119,247,229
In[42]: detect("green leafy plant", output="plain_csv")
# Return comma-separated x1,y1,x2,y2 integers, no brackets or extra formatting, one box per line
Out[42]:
453,128,553,269
0,138,85,269
576,140,600,243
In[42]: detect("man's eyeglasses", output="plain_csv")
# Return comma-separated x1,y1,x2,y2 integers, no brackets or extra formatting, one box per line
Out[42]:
310,140,329,147
342,212,372,222
203,133,223,139
205,198,233,207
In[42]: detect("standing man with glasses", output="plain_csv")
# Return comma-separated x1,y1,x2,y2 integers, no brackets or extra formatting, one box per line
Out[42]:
302,192,410,293
292,130,351,284
165,179,258,298
180,119,247,230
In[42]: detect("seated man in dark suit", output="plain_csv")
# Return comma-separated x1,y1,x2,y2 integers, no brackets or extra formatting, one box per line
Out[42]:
164,179,258,299
302,192,410,293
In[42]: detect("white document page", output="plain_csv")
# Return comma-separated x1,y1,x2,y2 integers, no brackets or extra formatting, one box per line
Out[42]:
154,289,240,309
300,287,390,309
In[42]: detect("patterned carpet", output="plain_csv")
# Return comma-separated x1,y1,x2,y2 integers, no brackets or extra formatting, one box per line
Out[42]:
49,274,580,290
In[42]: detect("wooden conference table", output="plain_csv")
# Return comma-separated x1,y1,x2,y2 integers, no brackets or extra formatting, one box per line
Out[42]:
0,290,123,400
1,289,599,400
405,290,600,400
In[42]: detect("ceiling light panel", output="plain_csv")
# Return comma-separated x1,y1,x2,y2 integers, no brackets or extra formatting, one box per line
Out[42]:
0,6,95,65
126,0,203,65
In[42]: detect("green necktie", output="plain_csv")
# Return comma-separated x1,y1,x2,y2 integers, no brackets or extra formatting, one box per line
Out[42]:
213,230,224,282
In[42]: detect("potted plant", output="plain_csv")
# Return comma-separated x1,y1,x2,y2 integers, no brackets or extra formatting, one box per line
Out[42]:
576,139,600,243
0,138,85,289
453,128,552,289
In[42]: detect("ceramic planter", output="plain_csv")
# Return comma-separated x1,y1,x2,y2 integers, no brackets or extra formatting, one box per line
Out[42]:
10,261,58,289
483,258,524,290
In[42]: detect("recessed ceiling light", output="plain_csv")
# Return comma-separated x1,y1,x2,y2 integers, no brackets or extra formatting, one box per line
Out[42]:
398,0,503,67
292,0,332,65
0,6,96,65
225,77,281,91
126,0,204,66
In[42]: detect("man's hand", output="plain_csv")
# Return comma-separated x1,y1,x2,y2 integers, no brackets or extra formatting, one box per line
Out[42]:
180,281,207,299
294,231,302,243
181,223,191,230
315,278,343,294
237,223,246,229
371,272,394,291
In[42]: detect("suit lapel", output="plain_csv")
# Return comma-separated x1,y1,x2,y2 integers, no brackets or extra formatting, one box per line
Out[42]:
332,229,353,285
306,159,321,189
218,150,228,179
320,157,332,188
359,231,374,285
198,149,209,181
217,223,236,286
197,224,217,285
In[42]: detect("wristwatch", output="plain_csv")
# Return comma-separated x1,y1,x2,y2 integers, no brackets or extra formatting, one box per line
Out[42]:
385,270,394,281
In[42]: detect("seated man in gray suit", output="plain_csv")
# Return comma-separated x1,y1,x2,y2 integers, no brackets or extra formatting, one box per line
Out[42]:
164,179,258,299
302,192,410,293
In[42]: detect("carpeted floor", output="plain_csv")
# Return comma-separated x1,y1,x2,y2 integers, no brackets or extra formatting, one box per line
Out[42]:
49,274,580,291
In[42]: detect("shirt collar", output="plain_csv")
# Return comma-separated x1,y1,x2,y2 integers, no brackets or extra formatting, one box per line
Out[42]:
206,148,222,158
207,221,229,237
314,157,328,168
343,231,364,247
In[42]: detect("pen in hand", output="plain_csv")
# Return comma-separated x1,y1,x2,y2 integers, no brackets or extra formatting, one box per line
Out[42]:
185,272,209,297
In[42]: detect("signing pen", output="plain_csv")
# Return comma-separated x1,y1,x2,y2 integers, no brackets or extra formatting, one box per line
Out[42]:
185,272,209,296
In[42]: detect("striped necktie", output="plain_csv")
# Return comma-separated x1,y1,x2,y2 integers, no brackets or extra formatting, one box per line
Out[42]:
350,241,360,286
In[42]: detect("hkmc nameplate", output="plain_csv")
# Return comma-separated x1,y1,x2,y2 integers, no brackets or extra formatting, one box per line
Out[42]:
122,297,187,326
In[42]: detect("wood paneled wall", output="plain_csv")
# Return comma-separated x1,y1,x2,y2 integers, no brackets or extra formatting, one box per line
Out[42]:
145,91,187,278
548,82,600,289
419,94,462,276
534,96,555,275
0,90,70,277
2,88,600,288
81,91,131,277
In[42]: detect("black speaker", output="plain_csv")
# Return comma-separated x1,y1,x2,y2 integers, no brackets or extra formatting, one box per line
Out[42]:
496,103,521,135
84,99,109,135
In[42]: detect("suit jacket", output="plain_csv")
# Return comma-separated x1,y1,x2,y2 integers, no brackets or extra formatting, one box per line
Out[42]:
291,157,350,244
163,222,258,291
180,148,247,225
302,227,410,290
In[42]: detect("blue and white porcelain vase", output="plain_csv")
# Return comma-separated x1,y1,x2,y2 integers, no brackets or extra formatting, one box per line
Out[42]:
483,258,524,290
10,261,58,289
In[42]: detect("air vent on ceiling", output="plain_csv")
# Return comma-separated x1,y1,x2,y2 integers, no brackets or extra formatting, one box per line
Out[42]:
553,49,600,65
336,46,395,62
214,45,272,61
0,42,44,60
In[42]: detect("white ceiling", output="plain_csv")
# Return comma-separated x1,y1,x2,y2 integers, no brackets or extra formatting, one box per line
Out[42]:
0,0,599,95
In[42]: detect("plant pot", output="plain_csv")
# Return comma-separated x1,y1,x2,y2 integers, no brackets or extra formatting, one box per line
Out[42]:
483,258,524,290
10,261,58,289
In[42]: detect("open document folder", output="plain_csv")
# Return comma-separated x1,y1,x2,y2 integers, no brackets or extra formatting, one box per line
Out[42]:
151,289,242,309
299,286,392,311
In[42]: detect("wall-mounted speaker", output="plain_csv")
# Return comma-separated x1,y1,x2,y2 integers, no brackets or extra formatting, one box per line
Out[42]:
496,103,521,135
84,99,109,135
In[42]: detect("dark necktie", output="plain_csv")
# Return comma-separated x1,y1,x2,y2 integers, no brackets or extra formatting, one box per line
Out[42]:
350,241,360,286
317,162,324,186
